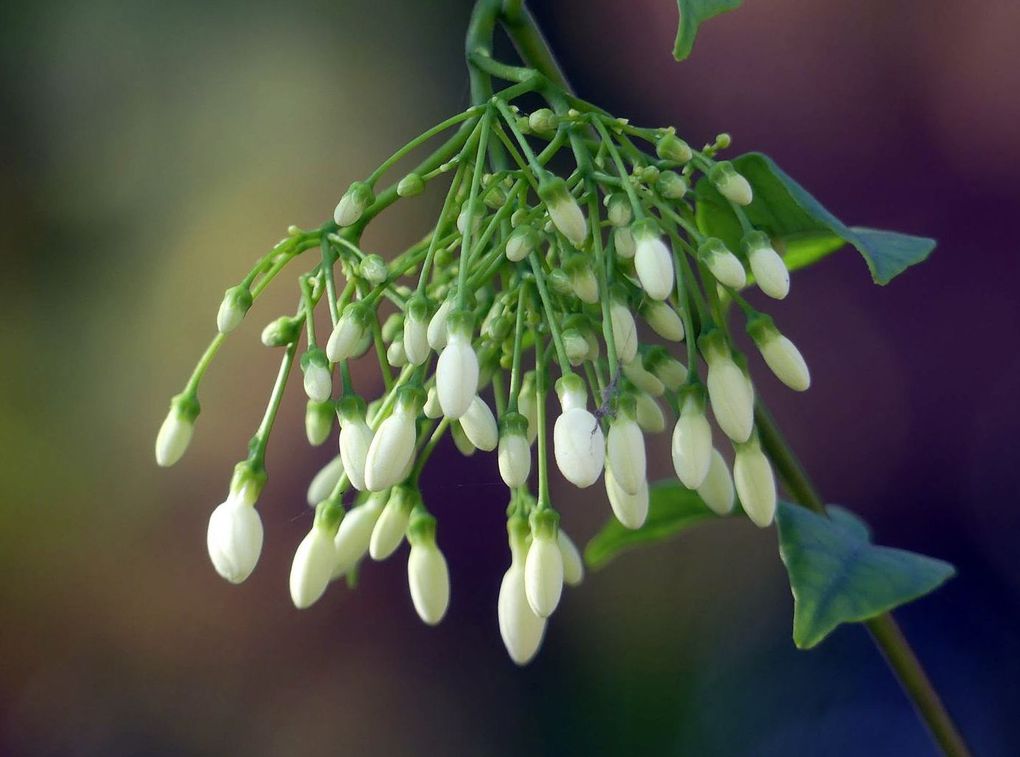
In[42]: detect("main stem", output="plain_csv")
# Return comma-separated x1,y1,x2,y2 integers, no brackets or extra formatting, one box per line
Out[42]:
474,3,973,755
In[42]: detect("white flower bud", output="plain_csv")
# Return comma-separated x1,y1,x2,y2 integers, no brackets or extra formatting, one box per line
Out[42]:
307,454,344,506
671,394,712,489
646,349,688,391
369,487,416,560
452,421,476,456
755,328,811,392
364,401,418,492
606,194,632,227
744,232,789,300
459,395,498,452
609,300,638,364
563,328,590,367
643,301,685,342
207,496,263,584
216,285,252,334
605,466,649,529
734,439,777,527
358,254,388,286
540,177,587,246
498,427,532,488
655,170,688,199
407,514,450,625
557,529,584,586
261,315,301,347
333,181,374,227
457,204,482,238
289,523,337,609
332,495,384,578
697,449,736,515
569,266,599,304
424,385,443,419
656,134,693,164
606,416,647,495
553,379,605,488
397,172,424,197
613,226,636,259
703,338,754,443
436,328,479,420
635,393,666,434
338,411,373,492
305,400,333,446
518,373,539,446
386,338,407,367
155,401,195,467
326,304,371,363
528,107,558,136
303,363,331,403
524,514,563,618
427,298,454,351
623,360,665,397
505,224,538,262
710,162,753,206
499,522,546,665
699,238,747,290
402,306,430,366
633,222,675,301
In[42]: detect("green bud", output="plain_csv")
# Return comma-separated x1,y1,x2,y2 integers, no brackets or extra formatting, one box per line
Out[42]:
261,315,301,347
656,134,693,164
397,173,425,197
305,399,334,446
359,254,388,285
528,108,558,137
606,194,632,227
655,170,688,199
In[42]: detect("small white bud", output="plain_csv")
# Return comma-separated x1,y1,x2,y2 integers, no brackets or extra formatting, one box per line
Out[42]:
358,254,388,286
734,439,777,527
333,181,374,227
623,360,665,397
605,466,649,529
499,523,546,665
557,530,584,586
606,194,632,227
606,416,647,496
710,162,753,206
633,222,675,301
752,324,811,392
302,353,332,403
697,449,736,515
216,285,252,334
386,338,408,367
155,402,195,467
207,496,263,584
326,304,371,363
332,495,384,578
424,385,443,419
306,455,344,506
563,328,591,367
647,350,689,391
369,487,415,560
457,205,482,238
540,177,587,246
505,224,538,262
498,428,532,488
699,238,747,290
703,338,754,443
524,515,564,618
553,380,605,488
568,265,599,304
635,393,666,434
289,523,337,609
614,226,636,259
744,232,790,300
518,374,540,446
407,514,450,625
338,413,373,492
364,402,418,492
436,328,479,420
609,301,639,364
643,301,685,342
427,298,454,351
403,309,430,366
671,394,712,489
305,400,334,446
459,395,498,452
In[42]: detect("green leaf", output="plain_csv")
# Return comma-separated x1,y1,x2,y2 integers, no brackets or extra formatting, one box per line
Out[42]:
584,480,728,570
695,152,936,284
673,0,743,61
775,501,955,649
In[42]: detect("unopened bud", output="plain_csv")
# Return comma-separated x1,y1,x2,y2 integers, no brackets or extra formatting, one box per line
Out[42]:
699,238,747,290
656,134,693,164
397,172,425,197
743,231,790,300
216,285,252,334
710,161,753,206
334,181,374,227
528,108,558,137
656,170,688,199
261,315,301,347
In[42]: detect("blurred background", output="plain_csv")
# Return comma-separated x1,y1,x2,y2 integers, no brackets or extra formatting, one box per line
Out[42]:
1,0,1017,754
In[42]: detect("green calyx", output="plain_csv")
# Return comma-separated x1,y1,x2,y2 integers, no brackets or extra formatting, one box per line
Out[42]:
397,173,425,197
745,311,779,345
170,391,201,423
529,507,559,540
300,348,328,371
407,507,437,546
336,394,368,424
741,230,771,255
499,411,529,437
314,498,345,533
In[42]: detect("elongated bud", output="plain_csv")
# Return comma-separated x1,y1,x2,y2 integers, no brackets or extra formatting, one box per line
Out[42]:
217,285,252,334
642,300,685,342
656,170,688,199
671,392,712,489
436,312,478,419
364,388,422,491
518,372,539,445
386,338,407,368
457,201,482,238
539,176,587,246
402,296,430,366
397,172,424,197
734,437,777,527
605,466,650,529
632,219,675,301
748,316,811,391
290,502,343,609
606,410,647,496
564,256,599,304
623,359,665,397
326,302,372,363
701,333,754,443
301,349,332,403
609,299,639,364
528,107,558,137
563,328,590,367
709,161,753,206
155,394,198,467
207,474,264,584
261,315,301,347
553,376,605,488
332,494,384,578
635,393,666,434
525,510,563,618
499,517,547,664
656,133,693,164
613,226,636,259
424,385,442,419
606,194,632,227
427,298,454,350
699,238,747,289
460,395,498,451
558,529,584,586
369,485,418,560
645,347,688,390
307,454,344,506
743,231,789,299
337,397,373,491
498,413,531,488
698,448,736,515
305,399,334,446
452,421,476,457
505,224,538,262
406,511,450,625
333,181,374,227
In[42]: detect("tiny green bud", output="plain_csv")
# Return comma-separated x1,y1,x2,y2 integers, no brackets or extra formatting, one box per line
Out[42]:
334,180,375,227
656,134,693,164
397,173,425,197
305,399,334,446
261,315,301,347
358,254,388,285
528,108,558,137
606,194,632,227
655,170,688,199
709,161,753,206
217,285,253,334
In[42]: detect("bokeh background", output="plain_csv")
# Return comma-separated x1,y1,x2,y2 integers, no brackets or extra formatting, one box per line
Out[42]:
1,0,1018,754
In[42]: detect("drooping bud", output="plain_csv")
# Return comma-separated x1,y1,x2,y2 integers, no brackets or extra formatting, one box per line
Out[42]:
326,302,372,363
656,170,688,199
364,387,423,492
423,385,442,419
697,449,736,515
518,372,539,446
613,226,636,259
369,485,418,560
436,311,478,419
609,299,639,364
499,517,546,665
459,395,498,452
539,176,587,246
406,510,450,625
525,509,563,618
155,393,198,467
397,172,425,198
451,421,476,457
403,296,431,366
564,256,599,304
306,454,344,506
623,358,665,397
699,238,747,290
498,412,531,488
261,315,301,347
743,231,789,300
701,332,754,443
305,399,334,446
333,181,375,227
216,285,253,334
505,224,538,262
563,328,590,367
528,107,558,137
553,375,605,488
606,405,647,496
606,194,632,227
332,494,385,578
671,391,712,489
733,437,777,527
632,219,675,301
301,349,332,403
641,300,685,342
709,161,753,206
290,502,343,609
656,133,693,164
557,529,585,586
547,267,573,297
748,315,811,391
645,347,688,391
386,338,407,368
207,470,264,584
605,466,649,529
337,396,373,491
635,393,666,434
427,297,454,351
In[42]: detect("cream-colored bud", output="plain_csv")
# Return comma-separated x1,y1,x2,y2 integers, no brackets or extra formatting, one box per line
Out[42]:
436,332,479,419
554,406,605,488
364,407,416,492
207,497,263,584
547,193,587,246
569,266,599,304
557,530,585,586
289,525,337,609
734,440,777,527
757,332,810,392
427,298,453,351
671,396,712,489
155,405,194,467
635,393,666,434
614,226,636,259
326,306,369,363
338,417,373,491
705,348,754,443
307,455,345,506
403,312,430,366
369,489,414,560
634,232,675,301
711,163,753,206
606,417,647,495
424,385,443,419
518,376,539,446
610,301,639,364
332,495,384,578
700,239,747,290
623,360,665,397
386,338,407,368
498,559,546,665
303,361,332,403
525,528,564,618
748,244,790,300
643,301,685,342
697,449,736,515
408,540,450,625
605,467,649,529
460,396,498,452
498,431,531,488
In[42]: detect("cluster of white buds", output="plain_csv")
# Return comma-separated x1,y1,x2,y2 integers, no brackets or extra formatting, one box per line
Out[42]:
157,92,811,664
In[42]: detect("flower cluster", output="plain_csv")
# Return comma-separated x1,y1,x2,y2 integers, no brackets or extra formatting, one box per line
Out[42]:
156,90,810,664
